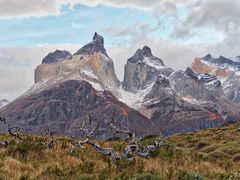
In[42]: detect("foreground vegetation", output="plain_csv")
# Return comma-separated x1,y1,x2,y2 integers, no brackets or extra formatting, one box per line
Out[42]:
1,122,240,179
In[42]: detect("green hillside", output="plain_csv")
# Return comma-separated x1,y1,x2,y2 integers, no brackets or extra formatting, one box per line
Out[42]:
1,122,240,180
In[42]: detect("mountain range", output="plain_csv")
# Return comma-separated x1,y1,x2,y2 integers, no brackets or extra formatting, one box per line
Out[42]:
1,33,240,139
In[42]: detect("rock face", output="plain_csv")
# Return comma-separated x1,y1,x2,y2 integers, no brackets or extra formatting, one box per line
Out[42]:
42,50,72,64
0,99,9,108
122,46,173,92
142,75,229,135
1,33,156,138
190,54,240,104
0,80,157,138
169,69,240,123
34,33,120,92
74,32,109,57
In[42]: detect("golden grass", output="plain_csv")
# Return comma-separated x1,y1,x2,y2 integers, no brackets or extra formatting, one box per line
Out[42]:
0,122,240,179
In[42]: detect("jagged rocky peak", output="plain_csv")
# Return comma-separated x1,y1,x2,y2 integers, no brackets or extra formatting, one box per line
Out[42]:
128,45,164,65
185,67,199,80
123,46,173,92
184,67,221,87
155,75,170,87
42,50,72,64
74,32,108,57
203,54,212,61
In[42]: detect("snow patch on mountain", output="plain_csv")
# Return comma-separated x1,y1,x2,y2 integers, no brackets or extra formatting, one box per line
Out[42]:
117,83,154,110
0,99,9,108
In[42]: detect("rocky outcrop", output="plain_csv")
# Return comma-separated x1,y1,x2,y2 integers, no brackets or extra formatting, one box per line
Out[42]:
122,46,173,92
190,54,240,104
142,75,230,135
42,50,72,64
34,33,119,92
74,32,109,57
169,69,240,122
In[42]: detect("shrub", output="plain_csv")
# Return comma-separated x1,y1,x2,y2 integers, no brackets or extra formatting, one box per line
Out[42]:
233,153,240,162
177,170,204,180
77,175,95,180
203,150,231,162
224,147,240,156
115,159,134,172
6,139,44,161
97,168,111,180
79,160,95,174
42,164,77,179
196,152,207,159
132,173,162,180
19,175,30,180
200,146,217,153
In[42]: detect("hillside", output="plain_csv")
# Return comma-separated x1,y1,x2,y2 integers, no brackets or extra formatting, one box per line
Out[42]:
1,122,240,179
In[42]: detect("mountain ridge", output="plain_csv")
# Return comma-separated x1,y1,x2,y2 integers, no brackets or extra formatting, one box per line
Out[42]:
1,33,240,138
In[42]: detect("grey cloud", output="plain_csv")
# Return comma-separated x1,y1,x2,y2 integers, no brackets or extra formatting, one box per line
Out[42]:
0,0,192,19
185,0,240,31
173,0,240,40
0,0,60,19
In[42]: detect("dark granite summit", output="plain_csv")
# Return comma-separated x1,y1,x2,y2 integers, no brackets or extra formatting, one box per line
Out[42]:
128,46,164,64
42,50,72,64
74,32,109,57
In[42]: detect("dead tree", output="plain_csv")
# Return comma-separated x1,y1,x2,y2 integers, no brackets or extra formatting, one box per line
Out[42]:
39,129,56,149
8,126,23,140
70,114,121,161
105,111,172,161
0,116,30,149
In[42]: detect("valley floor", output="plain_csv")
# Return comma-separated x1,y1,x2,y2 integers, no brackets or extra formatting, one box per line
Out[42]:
1,122,240,180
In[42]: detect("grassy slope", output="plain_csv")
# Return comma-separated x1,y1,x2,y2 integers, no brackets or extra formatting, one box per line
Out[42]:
0,122,240,180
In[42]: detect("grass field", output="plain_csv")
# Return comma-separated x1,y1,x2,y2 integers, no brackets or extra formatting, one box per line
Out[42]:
1,122,240,180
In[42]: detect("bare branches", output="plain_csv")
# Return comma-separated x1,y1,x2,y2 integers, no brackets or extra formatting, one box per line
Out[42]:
39,129,56,149
76,113,101,139
0,114,173,162
0,117,6,124
70,112,173,162
0,140,8,148
105,111,137,143
8,125,23,140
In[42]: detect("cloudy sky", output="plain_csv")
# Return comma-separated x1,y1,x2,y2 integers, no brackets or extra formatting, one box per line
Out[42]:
0,0,240,101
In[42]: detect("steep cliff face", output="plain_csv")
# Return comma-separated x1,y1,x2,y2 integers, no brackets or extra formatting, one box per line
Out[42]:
122,46,173,92
0,33,158,138
169,68,240,122
141,75,228,135
1,80,156,138
190,54,240,104
34,33,119,94
42,50,72,64
74,32,109,57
